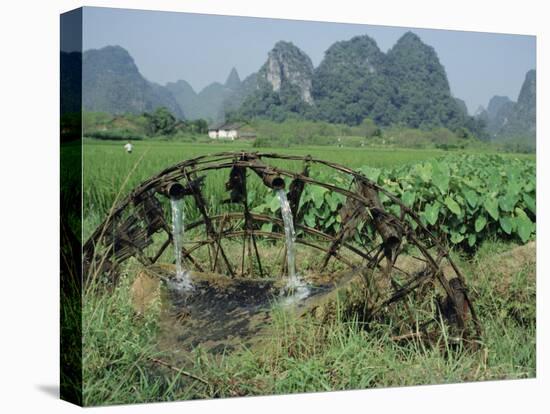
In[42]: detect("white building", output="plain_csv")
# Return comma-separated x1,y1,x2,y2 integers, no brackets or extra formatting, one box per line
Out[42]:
208,123,244,140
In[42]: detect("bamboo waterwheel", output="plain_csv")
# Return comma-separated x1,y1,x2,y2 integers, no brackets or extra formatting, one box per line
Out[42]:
84,151,481,347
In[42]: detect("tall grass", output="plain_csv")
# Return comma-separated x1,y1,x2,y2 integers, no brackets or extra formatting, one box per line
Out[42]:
83,140,535,219
80,141,535,406
81,239,535,406
82,140,453,239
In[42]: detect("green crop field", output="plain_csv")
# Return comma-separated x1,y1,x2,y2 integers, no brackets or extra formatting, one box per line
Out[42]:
82,139,534,241
79,138,536,405
83,139,450,236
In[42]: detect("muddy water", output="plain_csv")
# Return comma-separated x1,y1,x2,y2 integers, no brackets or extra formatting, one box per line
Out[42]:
133,265,359,359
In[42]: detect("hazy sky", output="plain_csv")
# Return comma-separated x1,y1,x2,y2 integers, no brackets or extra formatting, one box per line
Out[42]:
82,7,536,114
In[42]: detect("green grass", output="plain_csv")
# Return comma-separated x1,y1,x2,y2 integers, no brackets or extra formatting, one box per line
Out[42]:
81,240,535,406
83,139,448,238
82,139,535,240
80,139,535,406
82,140,530,234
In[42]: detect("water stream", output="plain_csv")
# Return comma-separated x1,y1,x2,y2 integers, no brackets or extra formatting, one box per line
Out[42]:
170,197,193,291
276,189,309,299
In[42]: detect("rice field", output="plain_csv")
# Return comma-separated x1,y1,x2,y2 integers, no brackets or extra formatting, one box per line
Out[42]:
82,139,534,237
82,139,454,234
77,138,536,405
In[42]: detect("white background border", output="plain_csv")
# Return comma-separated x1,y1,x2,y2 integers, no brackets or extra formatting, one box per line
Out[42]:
0,0,547,412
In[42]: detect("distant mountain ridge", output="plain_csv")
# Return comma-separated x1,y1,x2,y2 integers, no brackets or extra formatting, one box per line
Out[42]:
504,69,536,138
79,39,535,141
261,41,314,104
234,41,315,122
233,32,483,136
166,67,244,124
162,33,480,128
475,96,515,136
476,70,536,141
81,45,184,118
311,35,390,125
385,32,472,130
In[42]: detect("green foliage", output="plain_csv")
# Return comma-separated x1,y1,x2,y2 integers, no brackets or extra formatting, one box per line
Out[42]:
82,139,534,250
82,272,167,406
234,33,486,140
357,118,381,138
382,126,479,149
495,136,536,154
251,119,347,147
311,35,392,126
83,111,148,140
249,118,488,150
444,196,462,216
384,32,473,133
80,139,535,405
382,154,536,247
85,130,144,141
239,83,310,122
255,154,535,249
83,110,210,140
484,198,500,221
82,141,451,239
82,239,535,404
475,215,487,233
145,107,177,135
190,118,208,134
237,41,314,122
